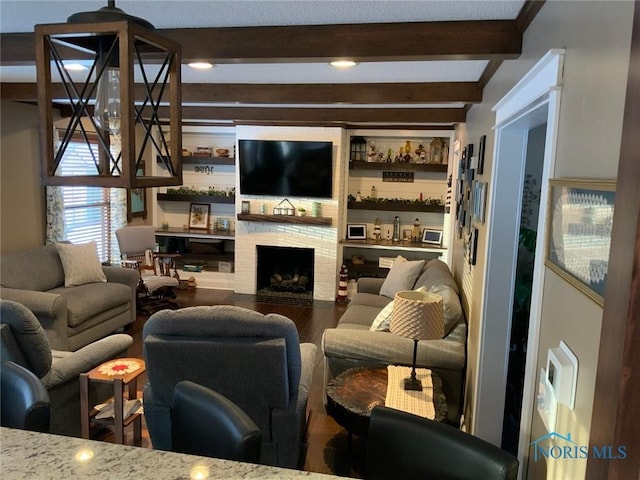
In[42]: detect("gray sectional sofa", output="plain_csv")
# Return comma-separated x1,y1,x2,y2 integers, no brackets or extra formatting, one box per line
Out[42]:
322,258,467,423
0,244,138,351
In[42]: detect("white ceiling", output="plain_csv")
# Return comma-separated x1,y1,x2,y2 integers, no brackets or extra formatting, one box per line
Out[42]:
0,0,527,124
0,1,526,32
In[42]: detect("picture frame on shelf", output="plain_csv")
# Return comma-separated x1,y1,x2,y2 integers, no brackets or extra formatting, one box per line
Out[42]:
241,200,251,214
188,203,210,230
545,179,616,306
421,228,443,245
346,224,367,241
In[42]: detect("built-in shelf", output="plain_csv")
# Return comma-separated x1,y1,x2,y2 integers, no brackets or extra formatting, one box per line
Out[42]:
157,193,235,204
156,155,235,166
347,201,444,213
237,214,332,226
155,227,234,240
341,238,447,254
349,160,448,172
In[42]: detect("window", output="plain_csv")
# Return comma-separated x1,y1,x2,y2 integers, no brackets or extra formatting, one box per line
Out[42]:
51,132,126,263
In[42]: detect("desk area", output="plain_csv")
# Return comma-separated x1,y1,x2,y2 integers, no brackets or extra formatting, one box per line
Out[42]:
1,427,339,479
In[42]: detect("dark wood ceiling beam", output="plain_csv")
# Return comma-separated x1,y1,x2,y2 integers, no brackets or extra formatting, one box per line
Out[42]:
154,106,466,124
0,81,481,104
1,20,521,65
169,20,522,63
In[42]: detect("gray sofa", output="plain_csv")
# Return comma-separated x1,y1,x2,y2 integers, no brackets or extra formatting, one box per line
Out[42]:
322,259,467,423
0,244,138,351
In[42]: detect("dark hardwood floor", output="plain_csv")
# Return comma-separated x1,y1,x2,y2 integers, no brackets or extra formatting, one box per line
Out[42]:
112,287,364,477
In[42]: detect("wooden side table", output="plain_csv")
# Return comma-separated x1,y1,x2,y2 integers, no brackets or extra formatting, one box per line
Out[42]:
80,357,145,445
326,367,447,440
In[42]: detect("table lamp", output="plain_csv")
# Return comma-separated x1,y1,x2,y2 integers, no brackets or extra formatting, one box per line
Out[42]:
390,290,444,391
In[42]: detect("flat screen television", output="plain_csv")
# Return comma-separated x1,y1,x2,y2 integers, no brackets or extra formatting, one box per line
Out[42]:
238,139,333,198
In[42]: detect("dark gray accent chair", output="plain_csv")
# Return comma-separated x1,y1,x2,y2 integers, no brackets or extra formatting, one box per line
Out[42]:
0,300,133,436
172,380,261,463
0,244,138,350
142,305,317,469
1,361,50,432
366,406,518,480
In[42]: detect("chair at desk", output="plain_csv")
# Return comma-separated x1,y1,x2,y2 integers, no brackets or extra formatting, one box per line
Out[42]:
1,361,50,432
116,226,180,314
171,380,261,463
365,406,518,480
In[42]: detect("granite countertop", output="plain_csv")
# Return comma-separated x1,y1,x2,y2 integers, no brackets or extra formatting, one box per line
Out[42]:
1,427,339,480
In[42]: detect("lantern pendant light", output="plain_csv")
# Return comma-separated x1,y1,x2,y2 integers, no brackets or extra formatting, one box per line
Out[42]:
35,0,182,188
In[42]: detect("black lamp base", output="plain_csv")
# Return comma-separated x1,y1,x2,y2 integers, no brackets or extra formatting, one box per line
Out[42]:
403,339,423,391
403,376,423,391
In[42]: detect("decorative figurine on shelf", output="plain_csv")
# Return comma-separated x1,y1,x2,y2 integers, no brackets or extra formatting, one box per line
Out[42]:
367,144,377,162
371,185,377,199
374,217,382,240
356,191,362,202
386,148,393,162
393,216,401,242
430,137,444,164
405,140,412,154
336,265,349,303
412,218,421,242
442,142,450,165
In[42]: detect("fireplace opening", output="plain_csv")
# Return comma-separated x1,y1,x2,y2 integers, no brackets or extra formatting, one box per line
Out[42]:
256,245,314,305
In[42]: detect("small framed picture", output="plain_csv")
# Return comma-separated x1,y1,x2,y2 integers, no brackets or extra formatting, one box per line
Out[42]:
421,229,443,245
346,224,367,241
189,203,210,230
241,200,251,214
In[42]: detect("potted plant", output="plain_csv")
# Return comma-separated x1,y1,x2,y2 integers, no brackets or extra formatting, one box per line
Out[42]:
298,208,306,216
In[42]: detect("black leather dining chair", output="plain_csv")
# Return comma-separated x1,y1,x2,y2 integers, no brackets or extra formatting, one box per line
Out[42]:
171,380,262,463
1,361,50,432
365,406,518,480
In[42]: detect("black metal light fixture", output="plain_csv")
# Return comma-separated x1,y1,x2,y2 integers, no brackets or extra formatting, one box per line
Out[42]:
35,0,182,188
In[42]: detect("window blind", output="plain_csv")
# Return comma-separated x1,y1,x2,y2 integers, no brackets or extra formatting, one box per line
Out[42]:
57,135,120,262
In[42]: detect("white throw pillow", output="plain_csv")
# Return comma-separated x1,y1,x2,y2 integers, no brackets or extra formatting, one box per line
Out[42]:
371,286,427,332
55,241,107,287
379,256,425,299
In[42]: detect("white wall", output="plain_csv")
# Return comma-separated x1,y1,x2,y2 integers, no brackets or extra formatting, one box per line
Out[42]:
0,101,45,253
457,1,633,478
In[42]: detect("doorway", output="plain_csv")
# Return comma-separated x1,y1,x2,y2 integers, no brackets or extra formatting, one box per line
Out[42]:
472,51,565,480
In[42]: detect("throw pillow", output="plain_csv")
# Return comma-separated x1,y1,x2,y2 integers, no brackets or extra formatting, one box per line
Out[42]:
55,241,107,287
379,256,425,299
370,286,427,332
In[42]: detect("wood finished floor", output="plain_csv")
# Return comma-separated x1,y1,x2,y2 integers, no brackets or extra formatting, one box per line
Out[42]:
103,287,365,478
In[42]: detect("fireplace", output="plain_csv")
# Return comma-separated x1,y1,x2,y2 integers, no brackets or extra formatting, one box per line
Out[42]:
256,245,314,305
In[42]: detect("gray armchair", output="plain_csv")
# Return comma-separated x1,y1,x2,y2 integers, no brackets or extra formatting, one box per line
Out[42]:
0,300,133,436
142,305,317,469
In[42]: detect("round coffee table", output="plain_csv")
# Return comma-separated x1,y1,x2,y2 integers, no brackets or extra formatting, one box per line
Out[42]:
326,367,447,439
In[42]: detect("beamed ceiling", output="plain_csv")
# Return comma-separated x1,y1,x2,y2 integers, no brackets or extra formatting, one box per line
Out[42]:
0,0,544,127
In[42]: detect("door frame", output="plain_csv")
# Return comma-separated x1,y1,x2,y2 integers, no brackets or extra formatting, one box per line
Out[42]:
472,51,565,478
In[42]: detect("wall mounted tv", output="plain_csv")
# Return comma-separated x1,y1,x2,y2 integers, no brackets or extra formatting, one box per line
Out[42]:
238,139,333,198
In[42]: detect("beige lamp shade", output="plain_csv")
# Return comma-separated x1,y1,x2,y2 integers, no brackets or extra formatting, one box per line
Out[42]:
390,290,444,340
